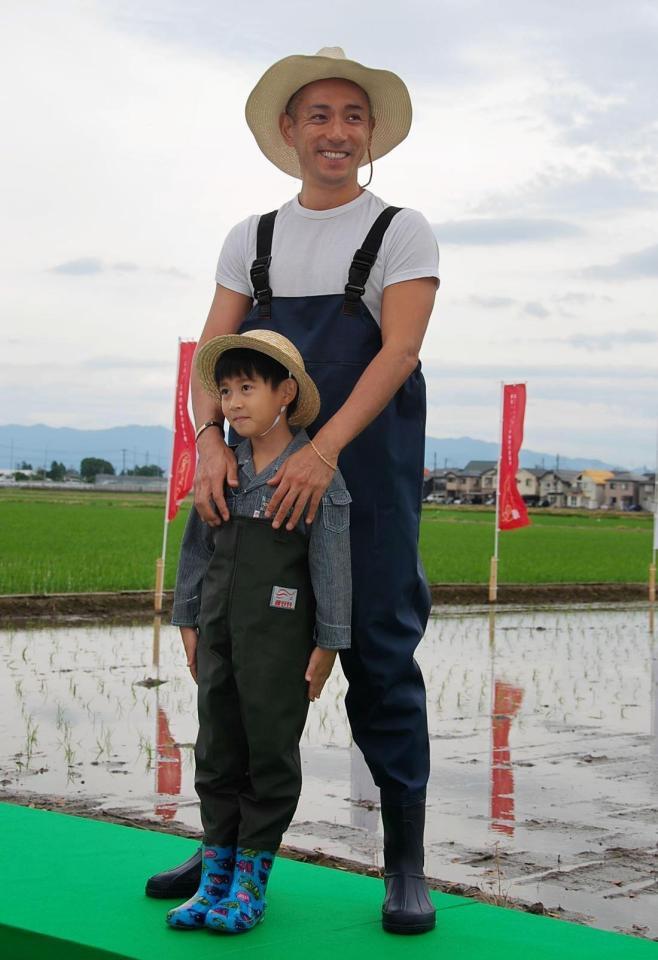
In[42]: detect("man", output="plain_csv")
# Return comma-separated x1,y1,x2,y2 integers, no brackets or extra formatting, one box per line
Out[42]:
148,47,440,935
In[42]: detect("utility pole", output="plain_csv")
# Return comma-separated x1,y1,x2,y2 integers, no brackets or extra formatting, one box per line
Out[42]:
9,440,14,471
556,453,560,472
121,448,127,474
433,452,437,471
145,450,150,466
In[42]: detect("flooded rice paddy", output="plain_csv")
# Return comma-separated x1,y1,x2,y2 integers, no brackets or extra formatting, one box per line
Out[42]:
1,605,657,939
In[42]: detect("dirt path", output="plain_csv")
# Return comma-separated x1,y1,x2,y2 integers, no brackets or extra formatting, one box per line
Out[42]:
0,582,651,624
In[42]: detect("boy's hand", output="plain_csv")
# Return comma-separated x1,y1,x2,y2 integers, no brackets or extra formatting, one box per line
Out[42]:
305,647,337,701
180,627,199,683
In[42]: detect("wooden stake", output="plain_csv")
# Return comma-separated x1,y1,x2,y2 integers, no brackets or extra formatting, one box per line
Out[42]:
488,556,498,603
154,557,165,613
152,614,161,670
650,563,656,604
488,607,496,647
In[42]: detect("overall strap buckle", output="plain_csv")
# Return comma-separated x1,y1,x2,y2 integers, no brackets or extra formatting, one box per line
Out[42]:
250,210,278,319
342,207,402,316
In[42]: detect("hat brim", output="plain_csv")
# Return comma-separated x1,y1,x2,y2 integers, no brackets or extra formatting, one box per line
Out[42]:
245,53,412,179
196,334,321,429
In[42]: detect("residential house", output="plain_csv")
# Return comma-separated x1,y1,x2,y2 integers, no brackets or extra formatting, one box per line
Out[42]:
639,474,656,512
604,472,656,511
573,470,613,509
538,469,580,508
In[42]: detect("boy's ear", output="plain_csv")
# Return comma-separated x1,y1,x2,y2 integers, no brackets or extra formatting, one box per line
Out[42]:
281,378,298,407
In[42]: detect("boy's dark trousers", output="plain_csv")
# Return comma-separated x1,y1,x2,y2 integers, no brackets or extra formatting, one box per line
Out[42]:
195,516,315,851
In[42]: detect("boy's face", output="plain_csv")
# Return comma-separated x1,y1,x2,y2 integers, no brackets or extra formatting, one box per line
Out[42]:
218,372,293,438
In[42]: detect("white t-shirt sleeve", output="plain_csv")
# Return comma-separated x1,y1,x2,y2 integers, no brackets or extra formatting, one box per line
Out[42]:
214,217,256,297
381,208,440,288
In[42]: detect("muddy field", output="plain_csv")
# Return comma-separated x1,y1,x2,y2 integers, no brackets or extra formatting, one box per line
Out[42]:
0,580,650,625
1,604,657,940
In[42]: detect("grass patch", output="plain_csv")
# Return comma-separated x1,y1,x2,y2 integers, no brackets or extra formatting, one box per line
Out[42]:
0,489,654,594
420,506,653,583
0,488,190,593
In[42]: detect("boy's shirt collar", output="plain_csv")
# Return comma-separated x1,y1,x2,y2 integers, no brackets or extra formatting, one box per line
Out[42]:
234,429,309,491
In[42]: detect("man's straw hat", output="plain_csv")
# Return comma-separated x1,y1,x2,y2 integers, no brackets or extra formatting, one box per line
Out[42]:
245,47,412,179
196,329,321,428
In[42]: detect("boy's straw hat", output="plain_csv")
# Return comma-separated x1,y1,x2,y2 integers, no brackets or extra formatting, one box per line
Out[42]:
245,46,412,179
196,329,321,428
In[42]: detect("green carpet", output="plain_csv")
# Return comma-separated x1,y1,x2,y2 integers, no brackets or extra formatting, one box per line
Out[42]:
0,802,655,959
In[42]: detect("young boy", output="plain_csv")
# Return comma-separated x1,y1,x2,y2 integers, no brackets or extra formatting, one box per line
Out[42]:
166,330,351,934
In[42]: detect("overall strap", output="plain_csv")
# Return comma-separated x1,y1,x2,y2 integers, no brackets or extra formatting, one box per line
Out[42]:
250,210,278,319
343,206,402,315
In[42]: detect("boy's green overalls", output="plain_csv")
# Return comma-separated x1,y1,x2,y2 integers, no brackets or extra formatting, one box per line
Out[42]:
195,514,315,849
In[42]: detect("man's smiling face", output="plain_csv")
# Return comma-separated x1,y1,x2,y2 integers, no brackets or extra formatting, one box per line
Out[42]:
279,78,374,189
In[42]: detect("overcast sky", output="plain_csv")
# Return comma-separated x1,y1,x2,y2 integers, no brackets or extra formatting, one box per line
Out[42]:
2,0,657,466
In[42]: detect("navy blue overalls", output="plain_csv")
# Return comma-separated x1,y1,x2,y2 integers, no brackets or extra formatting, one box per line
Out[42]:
234,206,431,805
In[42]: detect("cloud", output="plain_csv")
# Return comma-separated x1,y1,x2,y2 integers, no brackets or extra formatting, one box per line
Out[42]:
468,296,516,309
49,258,190,279
84,356,172,370
112,261,140,272
155,266,190,280
433,218,582,245
524,302,549,319
562,329,658,351
534,171,658,215
51,257,104,276
584,244,658,280
553,291,613,305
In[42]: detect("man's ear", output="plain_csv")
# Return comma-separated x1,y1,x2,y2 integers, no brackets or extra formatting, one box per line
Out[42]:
279,111,295,147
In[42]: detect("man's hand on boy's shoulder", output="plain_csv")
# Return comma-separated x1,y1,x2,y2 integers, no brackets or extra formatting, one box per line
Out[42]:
265,442,336,531
194,431,239,526
305,646,337,701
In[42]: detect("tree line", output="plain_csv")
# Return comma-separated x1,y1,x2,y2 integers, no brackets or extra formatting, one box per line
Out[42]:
11,459,164,481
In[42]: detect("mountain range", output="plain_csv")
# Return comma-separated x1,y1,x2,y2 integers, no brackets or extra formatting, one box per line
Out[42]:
0,423,643,474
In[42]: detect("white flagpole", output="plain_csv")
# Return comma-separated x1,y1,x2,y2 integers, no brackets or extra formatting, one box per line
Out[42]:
489,381,504,602
650,422,658,604
155,338,182,614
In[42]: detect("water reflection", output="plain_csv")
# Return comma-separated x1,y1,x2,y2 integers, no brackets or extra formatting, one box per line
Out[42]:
155,701,182,821
490,680,523,836
651,641,658,756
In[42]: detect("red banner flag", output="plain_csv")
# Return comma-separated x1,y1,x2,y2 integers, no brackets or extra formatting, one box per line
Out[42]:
167,340,197,521
498,384,530,531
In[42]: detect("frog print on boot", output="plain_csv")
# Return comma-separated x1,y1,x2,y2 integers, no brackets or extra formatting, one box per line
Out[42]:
205,848,275,933
166,844,235,929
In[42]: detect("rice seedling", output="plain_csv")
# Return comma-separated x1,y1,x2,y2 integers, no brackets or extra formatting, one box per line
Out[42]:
24,713,39,766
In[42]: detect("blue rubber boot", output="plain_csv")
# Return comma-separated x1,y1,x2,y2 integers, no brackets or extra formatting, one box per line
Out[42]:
166,844,235,930
205,848,275,933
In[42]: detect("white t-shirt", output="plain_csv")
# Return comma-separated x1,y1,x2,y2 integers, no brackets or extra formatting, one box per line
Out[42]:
215,190,439,327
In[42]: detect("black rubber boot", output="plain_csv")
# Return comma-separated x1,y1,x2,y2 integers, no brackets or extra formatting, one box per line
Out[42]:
145,846,203,899
381,802,436,935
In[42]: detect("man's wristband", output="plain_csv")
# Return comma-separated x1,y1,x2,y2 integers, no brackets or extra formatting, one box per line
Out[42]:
195,420,223,443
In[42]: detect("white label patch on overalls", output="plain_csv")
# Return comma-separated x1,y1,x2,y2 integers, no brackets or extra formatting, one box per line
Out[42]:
270,586,297,610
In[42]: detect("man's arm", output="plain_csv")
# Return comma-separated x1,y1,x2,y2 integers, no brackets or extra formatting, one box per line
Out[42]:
266,276,438,529
193,284,252,525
